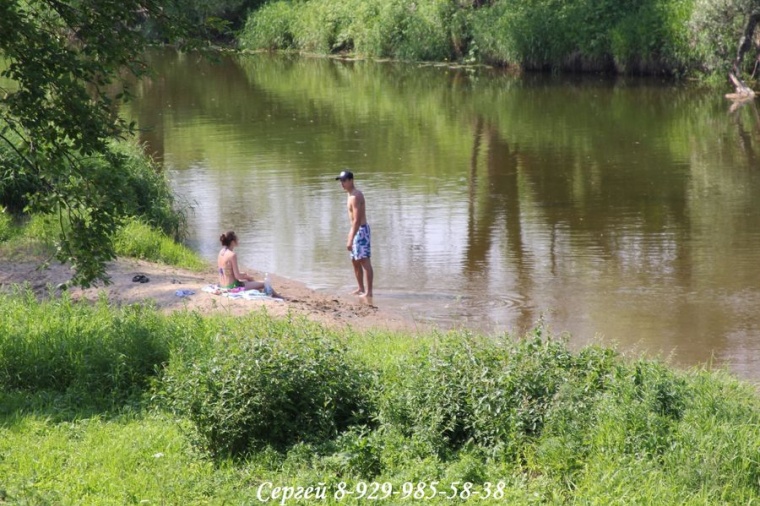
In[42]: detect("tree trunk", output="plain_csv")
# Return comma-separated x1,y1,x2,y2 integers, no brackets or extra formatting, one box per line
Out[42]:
733,11,760,75
728,10,760,100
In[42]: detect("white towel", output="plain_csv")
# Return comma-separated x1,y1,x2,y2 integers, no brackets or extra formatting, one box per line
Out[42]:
201,284,282,302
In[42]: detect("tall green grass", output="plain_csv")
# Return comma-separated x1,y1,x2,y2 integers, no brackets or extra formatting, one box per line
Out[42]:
241,0,458,62
0,207,12,242
240,0,755,78
0,290,169,400
0,213,63,259
0,212,206,271
2,291,760,503
113,219,207,271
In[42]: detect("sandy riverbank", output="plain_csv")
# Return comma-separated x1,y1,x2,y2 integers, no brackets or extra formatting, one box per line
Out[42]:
0,257,424,333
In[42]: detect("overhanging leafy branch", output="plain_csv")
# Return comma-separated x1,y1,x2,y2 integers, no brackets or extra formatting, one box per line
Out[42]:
0,0,195,286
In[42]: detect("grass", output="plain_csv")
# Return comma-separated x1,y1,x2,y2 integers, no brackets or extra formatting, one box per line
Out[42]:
239,0,756,79
0,213,59,260
0,401,226,504
0,208,12,242
1,290,760,503
0,213,207,272
113,219,207,272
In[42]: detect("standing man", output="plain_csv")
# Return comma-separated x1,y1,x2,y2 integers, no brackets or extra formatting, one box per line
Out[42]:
336,170,373,298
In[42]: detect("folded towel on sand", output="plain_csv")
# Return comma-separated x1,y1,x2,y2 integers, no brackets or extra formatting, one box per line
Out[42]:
202,284,283,302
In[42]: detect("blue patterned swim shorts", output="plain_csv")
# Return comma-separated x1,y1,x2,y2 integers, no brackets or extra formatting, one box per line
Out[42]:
351,224,371,260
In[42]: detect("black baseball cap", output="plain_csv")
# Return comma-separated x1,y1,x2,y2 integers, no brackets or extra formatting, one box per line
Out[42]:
335,170,354,181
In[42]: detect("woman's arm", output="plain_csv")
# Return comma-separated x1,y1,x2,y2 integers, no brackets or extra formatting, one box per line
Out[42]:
230,252,253,281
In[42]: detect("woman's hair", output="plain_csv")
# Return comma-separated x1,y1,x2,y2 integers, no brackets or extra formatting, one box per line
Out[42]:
220,231,237,247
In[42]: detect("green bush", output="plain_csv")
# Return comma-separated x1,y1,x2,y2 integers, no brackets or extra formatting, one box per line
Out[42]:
10,213,64,256
610,361,687,457
472,0,696,72
494,0,576,70
469,2,514,65
160,314,374,457
101,141,187,240
535,358,687,484
376,329,619,459
3,211,202,270
365,0,453,61
344,0,387,56
3,287,760,502
0,128,39,214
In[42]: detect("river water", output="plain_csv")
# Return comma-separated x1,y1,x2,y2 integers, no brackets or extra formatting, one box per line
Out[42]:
128,49,760,382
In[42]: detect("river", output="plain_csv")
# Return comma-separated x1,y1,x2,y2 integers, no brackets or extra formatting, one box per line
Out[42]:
128,49,760,382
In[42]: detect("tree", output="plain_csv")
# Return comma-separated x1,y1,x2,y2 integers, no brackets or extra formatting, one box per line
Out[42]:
729,5,760,99
0,0,192,286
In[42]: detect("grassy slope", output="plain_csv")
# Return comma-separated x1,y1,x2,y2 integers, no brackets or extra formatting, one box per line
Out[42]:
0,290,759,504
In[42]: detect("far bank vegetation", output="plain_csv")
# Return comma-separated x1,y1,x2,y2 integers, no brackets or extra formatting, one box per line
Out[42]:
237,0,760,83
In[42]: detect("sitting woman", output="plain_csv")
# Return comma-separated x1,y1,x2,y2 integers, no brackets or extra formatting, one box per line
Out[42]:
218,231,281,297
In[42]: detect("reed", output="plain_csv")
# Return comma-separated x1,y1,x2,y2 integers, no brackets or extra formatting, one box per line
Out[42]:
240,0,753,78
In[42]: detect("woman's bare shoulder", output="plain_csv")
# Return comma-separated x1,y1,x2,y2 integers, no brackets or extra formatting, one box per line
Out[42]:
218,249,236,266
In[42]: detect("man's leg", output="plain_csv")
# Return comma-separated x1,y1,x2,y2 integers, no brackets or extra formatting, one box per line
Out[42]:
351,258,365,295
359,258,373,297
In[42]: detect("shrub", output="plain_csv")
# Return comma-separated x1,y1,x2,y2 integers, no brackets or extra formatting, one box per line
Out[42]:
0,153,38,215
375,328,619,459
2,213,61,258
468,3,507,64
102,141,187,240
534,356,688,486
475,0,695,72
3,212,202,270
327,426,385,478
0,124,40,214
509,0,576,70
160,315,374,458
237,0,760,79
372,0,453,61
